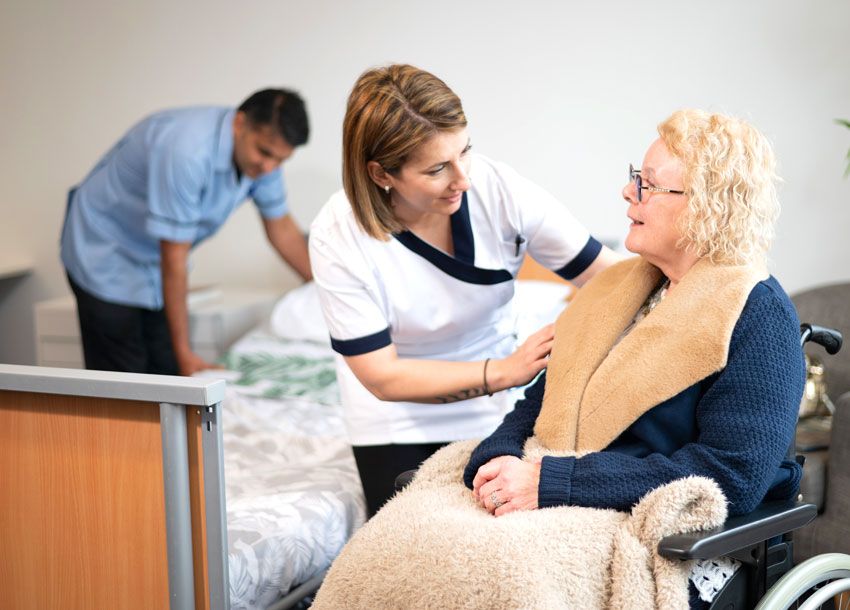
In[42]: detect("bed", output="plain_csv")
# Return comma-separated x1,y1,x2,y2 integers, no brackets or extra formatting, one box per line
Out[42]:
212,321,365,609
0,258,574,610
218,264,573,608
218,258,575,608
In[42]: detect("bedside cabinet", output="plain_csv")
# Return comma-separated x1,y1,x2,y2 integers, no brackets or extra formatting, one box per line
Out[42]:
34,295,84,368
34,289,281,369
187,290,279,362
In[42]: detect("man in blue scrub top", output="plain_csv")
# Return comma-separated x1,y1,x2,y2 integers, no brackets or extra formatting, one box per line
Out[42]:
61,89,312,376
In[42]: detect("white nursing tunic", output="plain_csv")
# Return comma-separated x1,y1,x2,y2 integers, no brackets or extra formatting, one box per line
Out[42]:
309,154,600,445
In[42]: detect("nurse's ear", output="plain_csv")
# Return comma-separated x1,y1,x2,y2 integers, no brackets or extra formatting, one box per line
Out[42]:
367,161,393,191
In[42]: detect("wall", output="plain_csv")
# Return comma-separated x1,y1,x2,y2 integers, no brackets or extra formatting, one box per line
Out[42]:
1,0,849,365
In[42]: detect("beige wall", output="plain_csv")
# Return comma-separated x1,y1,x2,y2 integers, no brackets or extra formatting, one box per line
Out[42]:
2,0,849,365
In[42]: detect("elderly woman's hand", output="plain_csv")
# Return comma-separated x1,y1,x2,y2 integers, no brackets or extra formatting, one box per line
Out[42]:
472,456,541,516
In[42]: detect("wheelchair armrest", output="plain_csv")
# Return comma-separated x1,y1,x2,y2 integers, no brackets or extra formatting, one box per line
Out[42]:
394,469,418,492
658,500,817,560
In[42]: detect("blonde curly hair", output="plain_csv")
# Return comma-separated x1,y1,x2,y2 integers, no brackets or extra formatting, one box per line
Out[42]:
658,110,780,265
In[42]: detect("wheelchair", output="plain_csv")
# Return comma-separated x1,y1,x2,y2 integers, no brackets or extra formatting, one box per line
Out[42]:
394,323,850,610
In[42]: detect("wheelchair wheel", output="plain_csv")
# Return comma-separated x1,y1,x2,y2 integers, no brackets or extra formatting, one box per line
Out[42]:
755,553,850,610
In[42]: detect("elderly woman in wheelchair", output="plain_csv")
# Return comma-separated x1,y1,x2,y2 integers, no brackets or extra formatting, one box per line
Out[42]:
311,110,849,610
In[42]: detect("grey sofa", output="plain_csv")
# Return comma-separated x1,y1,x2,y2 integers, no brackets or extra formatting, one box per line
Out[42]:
791,281,850,561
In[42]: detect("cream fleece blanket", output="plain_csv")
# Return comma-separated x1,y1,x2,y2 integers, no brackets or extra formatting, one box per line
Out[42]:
312,440,727,610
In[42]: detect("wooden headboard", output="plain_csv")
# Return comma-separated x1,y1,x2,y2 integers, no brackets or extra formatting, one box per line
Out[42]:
517,256,576,299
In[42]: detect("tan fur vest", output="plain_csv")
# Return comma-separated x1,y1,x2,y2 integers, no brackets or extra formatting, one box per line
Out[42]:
534,256,767,452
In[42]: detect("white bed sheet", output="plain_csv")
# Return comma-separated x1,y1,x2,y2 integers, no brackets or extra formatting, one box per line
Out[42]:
210,278,572,608
208,331,366,610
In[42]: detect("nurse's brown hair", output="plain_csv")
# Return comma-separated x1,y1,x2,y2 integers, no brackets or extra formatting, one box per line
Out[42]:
342,64,467,239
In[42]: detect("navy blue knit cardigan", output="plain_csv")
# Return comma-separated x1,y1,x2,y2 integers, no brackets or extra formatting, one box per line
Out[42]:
463,277,805,517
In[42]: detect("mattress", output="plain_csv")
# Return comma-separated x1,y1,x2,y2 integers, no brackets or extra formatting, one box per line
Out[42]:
213,330,366,610
209,278,573,608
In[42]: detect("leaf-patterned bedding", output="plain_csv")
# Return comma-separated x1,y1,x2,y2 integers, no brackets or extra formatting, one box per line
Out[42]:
211,330,366,609
206,279,573,608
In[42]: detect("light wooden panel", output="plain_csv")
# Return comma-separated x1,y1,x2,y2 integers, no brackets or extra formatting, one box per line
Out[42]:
0,390,170,610
187,407,210,610
518,256,576,299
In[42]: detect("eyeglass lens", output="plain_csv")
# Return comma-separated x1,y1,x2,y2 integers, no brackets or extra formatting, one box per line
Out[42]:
630,164,643,202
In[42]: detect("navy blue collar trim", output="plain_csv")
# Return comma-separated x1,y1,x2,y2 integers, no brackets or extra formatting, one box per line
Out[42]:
394,231,512,285
555,236,603,280
394,193,511,285
450,192,475,264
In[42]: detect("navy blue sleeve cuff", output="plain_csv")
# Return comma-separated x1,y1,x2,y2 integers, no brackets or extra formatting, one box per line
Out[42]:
555,236,603,280
330,328,392,356
538,455,576,508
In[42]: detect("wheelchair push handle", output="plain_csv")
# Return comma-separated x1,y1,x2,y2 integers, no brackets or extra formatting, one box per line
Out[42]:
800,323,843,354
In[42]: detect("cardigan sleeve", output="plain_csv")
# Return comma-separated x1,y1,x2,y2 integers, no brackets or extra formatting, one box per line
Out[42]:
463,373,546,488
538,286,805,516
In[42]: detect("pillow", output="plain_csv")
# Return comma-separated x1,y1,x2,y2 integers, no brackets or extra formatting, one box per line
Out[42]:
513,279,573,343
269,281,331,344
270,279,572,346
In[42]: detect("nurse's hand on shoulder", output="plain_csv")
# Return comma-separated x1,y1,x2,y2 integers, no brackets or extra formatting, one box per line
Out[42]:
489,323,554,391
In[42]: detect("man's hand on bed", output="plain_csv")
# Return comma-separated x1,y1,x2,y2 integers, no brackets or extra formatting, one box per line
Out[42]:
176,348,222,377
472,456,541,516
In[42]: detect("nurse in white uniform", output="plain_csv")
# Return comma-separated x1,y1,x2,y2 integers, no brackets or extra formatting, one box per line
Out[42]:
310,64,620,516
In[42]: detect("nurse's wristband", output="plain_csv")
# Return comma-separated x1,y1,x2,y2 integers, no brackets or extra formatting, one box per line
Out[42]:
483,358,493,397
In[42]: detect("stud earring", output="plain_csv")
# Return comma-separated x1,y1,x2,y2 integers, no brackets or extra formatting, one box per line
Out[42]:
384,185,391,194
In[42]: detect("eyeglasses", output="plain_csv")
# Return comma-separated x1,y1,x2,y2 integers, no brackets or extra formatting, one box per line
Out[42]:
629,164,686,203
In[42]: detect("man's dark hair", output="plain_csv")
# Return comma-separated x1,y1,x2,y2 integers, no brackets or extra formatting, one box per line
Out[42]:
238,88,309,147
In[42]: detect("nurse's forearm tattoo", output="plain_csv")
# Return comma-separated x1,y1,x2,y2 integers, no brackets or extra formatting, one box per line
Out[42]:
434,387,487,403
